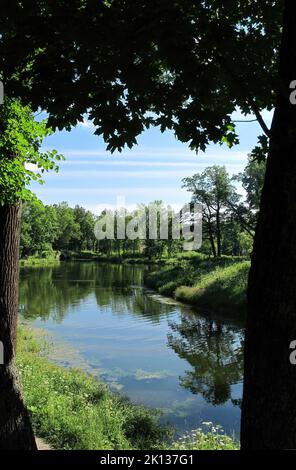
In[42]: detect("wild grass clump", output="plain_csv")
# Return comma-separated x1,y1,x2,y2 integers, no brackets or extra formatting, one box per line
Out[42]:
171,423,239,450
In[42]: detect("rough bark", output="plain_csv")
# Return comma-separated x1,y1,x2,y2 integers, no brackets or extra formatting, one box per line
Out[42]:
0,202,37,450
241,0,296,449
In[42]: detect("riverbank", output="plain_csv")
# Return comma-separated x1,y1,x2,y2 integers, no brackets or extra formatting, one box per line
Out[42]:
20,252,249,317
61,250,166,265
17,325,238,450
20,255,60,267
20,252,249,316
144,255,249,317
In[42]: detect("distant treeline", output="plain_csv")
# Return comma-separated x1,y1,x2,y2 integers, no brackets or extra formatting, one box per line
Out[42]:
21,160,265,259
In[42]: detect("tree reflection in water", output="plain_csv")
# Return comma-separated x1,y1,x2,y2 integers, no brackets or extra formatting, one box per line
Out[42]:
20,262,244,411
167,314,244,406
19,262,167,324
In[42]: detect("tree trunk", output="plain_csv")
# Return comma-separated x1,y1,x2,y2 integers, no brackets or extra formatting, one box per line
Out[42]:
216,207,221,257
209,230,217,258
0,203,37,449
241,0,296,449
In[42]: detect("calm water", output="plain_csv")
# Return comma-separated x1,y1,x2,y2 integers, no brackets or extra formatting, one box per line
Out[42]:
19,262,244,436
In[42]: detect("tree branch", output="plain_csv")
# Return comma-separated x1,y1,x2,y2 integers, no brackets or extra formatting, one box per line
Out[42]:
214,53,271,138
233,119,257,123
226,199,255,239
247,103,271,138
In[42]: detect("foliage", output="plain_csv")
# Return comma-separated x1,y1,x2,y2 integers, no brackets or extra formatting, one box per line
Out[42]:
53,202,82,251
21,159,264,259
248,134,269,163
182,166,240,257
0,99,63,205
171,423,239,450
233,156,266,211
21,201,97,256
72,206,96,251
21,201,59,256
1,2,282,153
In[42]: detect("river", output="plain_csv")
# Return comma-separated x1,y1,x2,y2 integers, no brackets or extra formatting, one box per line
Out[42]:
19,261,243,437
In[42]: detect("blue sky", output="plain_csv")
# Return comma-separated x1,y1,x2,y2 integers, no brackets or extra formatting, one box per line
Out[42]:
30,109,273,214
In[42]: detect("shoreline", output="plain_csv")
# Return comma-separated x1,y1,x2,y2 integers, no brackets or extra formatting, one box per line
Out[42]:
17,323,238,450
20,253,249,320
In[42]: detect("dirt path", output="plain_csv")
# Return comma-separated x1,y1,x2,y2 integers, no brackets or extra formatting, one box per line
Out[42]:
36,437,53,450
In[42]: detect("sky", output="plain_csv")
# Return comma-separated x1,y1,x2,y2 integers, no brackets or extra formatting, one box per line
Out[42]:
29,109,273,214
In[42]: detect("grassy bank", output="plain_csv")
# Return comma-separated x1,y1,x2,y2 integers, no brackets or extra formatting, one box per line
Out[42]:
20,256,60,267
145,255,249,316
175,262,249,315
17,325,238,450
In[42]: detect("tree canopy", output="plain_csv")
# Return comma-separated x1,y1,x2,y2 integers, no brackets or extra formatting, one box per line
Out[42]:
0,1,283,153
0,99,63,205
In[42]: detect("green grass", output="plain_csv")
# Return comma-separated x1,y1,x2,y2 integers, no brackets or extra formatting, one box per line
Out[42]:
20,256,60,267
175,262,249,316
145,256,249,317
171,423,239,450
17,325,239,450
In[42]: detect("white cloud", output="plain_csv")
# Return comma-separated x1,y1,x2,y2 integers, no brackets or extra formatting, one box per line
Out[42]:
78,119,95,129
36,186,188,197
43,146,248,162
51,170,200,178
52,165,245,179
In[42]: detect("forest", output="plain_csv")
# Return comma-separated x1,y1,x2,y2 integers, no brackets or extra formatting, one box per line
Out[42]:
20,160,264,260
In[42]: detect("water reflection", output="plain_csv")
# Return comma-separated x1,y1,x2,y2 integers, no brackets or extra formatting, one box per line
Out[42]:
168,315,244,406
20,262,244,435
20,263,170,324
